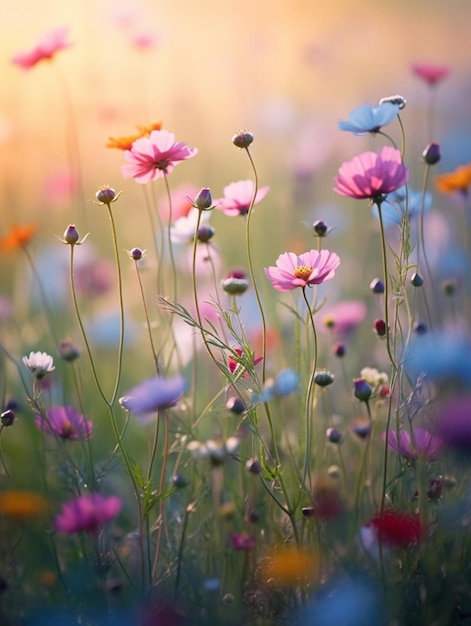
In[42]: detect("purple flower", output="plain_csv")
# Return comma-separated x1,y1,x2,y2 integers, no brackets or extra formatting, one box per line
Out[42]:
120,374,186,422
54,494,122,534
338,102,399,135
215,180,269,216
382,427,442,461
230,532,256,551
436,395,471,454
334,146,409,200
35,406,93,440
265,249,341,292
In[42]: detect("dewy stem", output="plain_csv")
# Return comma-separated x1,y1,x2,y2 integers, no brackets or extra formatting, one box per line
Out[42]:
243,147,268,383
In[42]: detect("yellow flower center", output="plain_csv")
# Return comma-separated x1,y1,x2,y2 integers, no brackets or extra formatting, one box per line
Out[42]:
294,266,312,281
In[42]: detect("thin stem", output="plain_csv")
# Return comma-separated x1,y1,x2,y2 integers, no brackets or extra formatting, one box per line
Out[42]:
134,260,160,374
163,173,178,301
301,287,318,488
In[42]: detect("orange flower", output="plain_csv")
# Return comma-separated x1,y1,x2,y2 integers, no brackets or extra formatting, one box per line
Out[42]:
0,490,48,519
260,546,319,586
106,121,163,150
436,163,471,195
0,225,37,251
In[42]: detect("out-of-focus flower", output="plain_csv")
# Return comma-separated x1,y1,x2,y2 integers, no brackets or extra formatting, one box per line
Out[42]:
227,347,263,378
230,532,256,551
382,427,442,461
436,163,471,196
321,300,366,337
260,547,318,586
334,146,409,201
106,121,162,150
11,27,71,70
35,406,93,440
215,180,269,217
158,183,197,221
73,256,114,296
54,494,121,534
0,295,12,320
436,394,471,454
309,473,344,520
131,29,159,50
120,374,186,421
360,367,388,388
187,436,240,465
23,351,55,379
265,249,340,292
43,168,78,204
170,207,211,244
405,330,471,385
338,102,399,135
58,340,80,362
373,186,433,227
353,378,372,402
411,63,450,86
255,369,299,403
0,490,48,520
0,225,37,251
367,509,422,547
122,129,197,183
221,270,249,295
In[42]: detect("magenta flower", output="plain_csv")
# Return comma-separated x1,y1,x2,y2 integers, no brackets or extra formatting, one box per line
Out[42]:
54,494,121,534
265,249,340,292
411,63,450,86
121,130,197,184
334,146,409,201
215,180,269,216
11,27,71,70
35,406,93,440
230,532,256,551
120,374,186,422
382,427,442,461
228,347,263,378
321,300,367,337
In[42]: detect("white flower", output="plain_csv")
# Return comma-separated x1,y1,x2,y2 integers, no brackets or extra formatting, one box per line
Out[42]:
170,207,211,244
22,351,55,379
360,366,388,387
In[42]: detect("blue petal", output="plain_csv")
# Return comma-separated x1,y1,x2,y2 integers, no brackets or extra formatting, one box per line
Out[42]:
339,102,399,135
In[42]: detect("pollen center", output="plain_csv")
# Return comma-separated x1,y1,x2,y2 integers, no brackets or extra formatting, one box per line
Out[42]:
294,265,312,281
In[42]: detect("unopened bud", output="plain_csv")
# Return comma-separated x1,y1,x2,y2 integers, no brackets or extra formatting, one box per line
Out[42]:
370,278,384,294
374,319,387,337
63,225,80,245
95,185,117,205
194,188,213,210
313,220,328,237
226,397,246,414
333,342,346,358
423,142,441,165
232,130,254,149
379,95,407,109
326,427,342,444
59,340,80,362
1,409,15,427
129,247,144,261
353,378,373,402
197,225,215,243
411,272,424,287
314,370,335,387
221,270,249,295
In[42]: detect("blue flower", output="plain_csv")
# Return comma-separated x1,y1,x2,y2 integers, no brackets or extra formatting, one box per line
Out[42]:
372,186,432,227
120,375,186,422
338,102,399,135
254,368,299,403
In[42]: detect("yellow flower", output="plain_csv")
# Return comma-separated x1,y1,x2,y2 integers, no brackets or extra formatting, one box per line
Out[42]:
0,225,37,251
436,163,471,195
106,121,163,150
0,490,48,519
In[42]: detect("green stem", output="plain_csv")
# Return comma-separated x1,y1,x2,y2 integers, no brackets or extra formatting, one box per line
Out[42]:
301,287,318,488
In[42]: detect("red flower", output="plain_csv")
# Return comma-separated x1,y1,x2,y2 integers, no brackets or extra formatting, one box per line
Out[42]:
412,63,450,86
369,510,422,547
228,347,263,378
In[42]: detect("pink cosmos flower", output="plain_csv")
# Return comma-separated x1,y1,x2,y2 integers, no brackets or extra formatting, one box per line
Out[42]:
35,406,93,440
321,300,367,337
54,494,121,534
11,27,71,70
382,427,442,461
215,180,269,216
411,63,450,86
334,146,409,200
265,249,341,292
122,130,197,184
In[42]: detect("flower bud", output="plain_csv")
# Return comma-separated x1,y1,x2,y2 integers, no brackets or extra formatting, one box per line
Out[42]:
351,417,372,439
226,396,246,414
194,188,213,210
333,342,346,358
172,474,188,488
411,272,424,287
63,225,80,245
1,409,15,427
221,270,249,295
314,370,335,387
232,130,254,149
353,378,372,402
95,185,117,205
442,279,457,296
413,321,428,335
129,247,145,261
313,220,328,237
245,458,261,475
326,427,342,444
374,319,387,337
369,278,384,294
423,142,441,165
197,225,215,243
59,340,80,362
